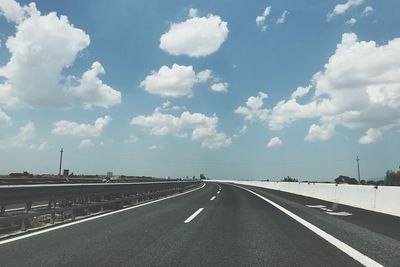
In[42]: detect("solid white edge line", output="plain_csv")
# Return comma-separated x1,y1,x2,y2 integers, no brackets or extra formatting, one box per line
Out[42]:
234,185,383,267
184,208,204,223
210,196,216,201
0,183,206,245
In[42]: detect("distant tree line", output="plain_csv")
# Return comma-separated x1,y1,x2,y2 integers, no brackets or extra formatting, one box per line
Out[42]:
281,176,298,182
333,169,400,186
384,170,400,186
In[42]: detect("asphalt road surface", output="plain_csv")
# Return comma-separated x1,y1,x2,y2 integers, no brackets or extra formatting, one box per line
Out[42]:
1,182,399,266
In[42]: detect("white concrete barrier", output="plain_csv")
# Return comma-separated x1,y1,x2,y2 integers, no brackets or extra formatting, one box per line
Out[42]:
211,180,400,217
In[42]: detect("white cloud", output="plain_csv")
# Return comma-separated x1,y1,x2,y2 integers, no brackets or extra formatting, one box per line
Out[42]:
256,5,271,31
291,85,311,99
124,135,138,144
358,128,382,144
52,115,111,137
0,108,12,127
276,10,289,24
79,139,94,148
154,101,186,113
210,82,228,92
268,99,316,130
233,124,248,138
344,18,357,26
0,0,26,23
37,141,48,151
305,124,335,142
345,18,357,25
239,125,248,135
68,61,121,109
267,136,282,148
237,33,400,143
188,8,198,18
361,6,373,17
0,0,120,110
159,11,228,57
327,0,364,21
140,64,211,98
196,69,213,82
234,92,269,122
0,121,35,148
277,33,400,138
131,111,231,149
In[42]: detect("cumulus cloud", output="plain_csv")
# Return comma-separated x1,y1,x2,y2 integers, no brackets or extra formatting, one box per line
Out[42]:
276,10,289,24
267,136,282,148
210,82,229,93
52,115,111,137
159,10,228,57
0,108,12,127
361,6,373,17
69,62,121,109
0,0,27,23
234,92,269,122
327,0,364,21
131,111,231,149
271,33,400,138
196,69,213,83
0,0,120,110
305,124,335,142
140,64,212,97
358,128,382,144
188,8,198,18
291,85,311,99
0,121,35,148
236,33,400,143
79,139,94,148
256,5,271,31
345,18,357,25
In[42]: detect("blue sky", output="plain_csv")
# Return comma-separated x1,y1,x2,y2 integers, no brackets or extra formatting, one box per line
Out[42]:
0,0,399,181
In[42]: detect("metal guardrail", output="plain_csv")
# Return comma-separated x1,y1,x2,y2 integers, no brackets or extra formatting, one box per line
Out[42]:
0,181,202,234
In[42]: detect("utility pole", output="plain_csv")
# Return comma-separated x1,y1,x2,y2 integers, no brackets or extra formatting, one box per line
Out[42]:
356,155,361,182
58,148,64,177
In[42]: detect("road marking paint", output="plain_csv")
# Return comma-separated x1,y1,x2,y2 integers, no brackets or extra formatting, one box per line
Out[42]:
210,196,216,201
325,211,352,216
321,207,334,212
184,208,204,223
307,204,351,216
235,185,383,267
0,183,206,245
306,205,326,208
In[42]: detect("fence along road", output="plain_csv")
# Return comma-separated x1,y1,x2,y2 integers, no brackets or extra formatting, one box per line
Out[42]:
0,182,399,266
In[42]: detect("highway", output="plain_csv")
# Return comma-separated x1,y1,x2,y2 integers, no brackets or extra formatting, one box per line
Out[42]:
1,182,399,266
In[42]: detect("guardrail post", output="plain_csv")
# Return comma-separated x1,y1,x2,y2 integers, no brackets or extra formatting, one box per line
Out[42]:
25,202,32,212
50,212,55,224
48,200,55,209
21,219,28,231
71,209,76,221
